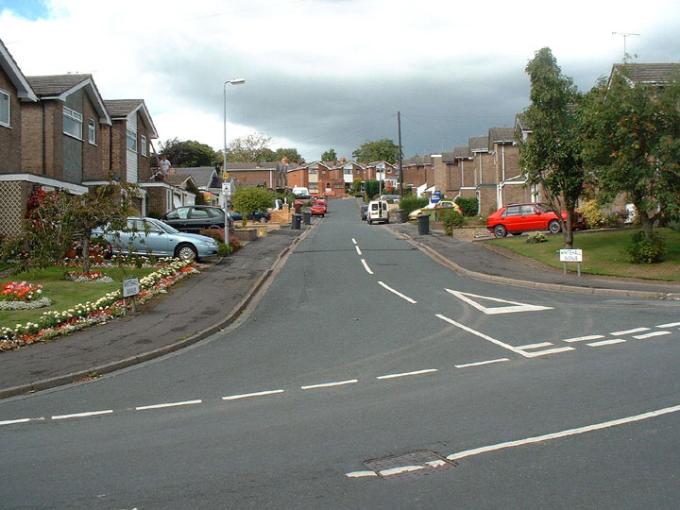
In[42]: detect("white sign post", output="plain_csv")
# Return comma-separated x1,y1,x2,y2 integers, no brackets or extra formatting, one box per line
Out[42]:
559,249,583,277
122,277,141,314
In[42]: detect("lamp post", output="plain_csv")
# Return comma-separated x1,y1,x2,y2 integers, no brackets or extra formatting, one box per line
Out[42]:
223,78,245,244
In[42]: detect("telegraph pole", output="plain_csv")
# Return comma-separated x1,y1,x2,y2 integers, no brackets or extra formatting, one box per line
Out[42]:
398,111,403,197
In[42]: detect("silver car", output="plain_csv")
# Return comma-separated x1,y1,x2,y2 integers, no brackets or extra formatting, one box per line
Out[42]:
94,217,219,261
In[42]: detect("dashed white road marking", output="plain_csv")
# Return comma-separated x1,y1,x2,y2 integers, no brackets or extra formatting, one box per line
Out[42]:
352,238,357,245
135,399,202,411
377,369,438,380
445,289,553,315
455,358,509,368
378,281,417,304
587,338,627,347
611,327,649,336
52,410,113,420
346,471,378,478
522,347,574,358
355,245,363,256
436,314,529,357
222,390,285,401
360,258,374,275
562,334,605,343
657,322,680,328
0,418,35,426
379,465,425,476
516,342,553,350
634,331,671,340
301,379,358,390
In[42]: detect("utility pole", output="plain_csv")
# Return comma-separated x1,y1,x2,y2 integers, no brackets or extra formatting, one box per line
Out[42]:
612,32,640,63
398,111,403,198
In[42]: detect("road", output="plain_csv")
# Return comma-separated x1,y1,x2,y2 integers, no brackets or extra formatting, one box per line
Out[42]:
2,199,680,509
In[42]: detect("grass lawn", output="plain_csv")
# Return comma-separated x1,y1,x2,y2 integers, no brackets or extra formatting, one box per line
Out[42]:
0,266,155,327
491,228,680,281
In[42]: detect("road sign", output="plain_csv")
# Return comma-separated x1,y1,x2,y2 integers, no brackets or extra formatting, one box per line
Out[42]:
122,278,140,298
431,191,441,204
445,289,553,315
559,249,582,262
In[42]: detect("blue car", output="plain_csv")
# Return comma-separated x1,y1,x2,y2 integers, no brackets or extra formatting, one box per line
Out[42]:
93,217,219,261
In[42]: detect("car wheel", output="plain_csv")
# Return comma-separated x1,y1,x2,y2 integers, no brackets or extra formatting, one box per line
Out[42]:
493,225,507,238
174,243,197,261
548,220,561,234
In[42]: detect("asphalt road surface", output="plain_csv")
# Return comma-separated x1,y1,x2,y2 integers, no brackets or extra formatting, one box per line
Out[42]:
2,199,680,509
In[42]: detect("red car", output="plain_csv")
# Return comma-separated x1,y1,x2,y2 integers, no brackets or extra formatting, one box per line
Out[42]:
487,203,565,238
312,198,327,214
310,203,326,217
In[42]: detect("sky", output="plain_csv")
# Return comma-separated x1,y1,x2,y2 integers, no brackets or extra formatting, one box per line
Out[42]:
1,0,679,162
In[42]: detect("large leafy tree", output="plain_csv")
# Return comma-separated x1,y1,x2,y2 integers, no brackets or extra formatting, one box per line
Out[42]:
352,139,400,164
275,148,305,164
227,133,276,163
159,138,219,167
580,69,680,236
518,47,585,248
321,148,337,162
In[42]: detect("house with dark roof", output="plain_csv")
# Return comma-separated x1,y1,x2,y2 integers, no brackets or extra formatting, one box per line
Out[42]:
609,63,680,87
173,166,222,205
364,161,398,192
225,161,285,189
401,155,432,191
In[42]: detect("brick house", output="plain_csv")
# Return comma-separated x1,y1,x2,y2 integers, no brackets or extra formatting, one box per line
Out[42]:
341,161,365,191
488,127,531,210
287,164,309,190
401,156,432,191
288,161,332,195
173,167,222,205
318,162,346,197
225,161,282,189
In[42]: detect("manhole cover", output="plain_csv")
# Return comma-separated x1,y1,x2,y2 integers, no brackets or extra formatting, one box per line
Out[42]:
363,449,455,478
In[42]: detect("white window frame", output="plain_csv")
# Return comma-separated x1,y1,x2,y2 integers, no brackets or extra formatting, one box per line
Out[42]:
63,106,83,140
88,118,96,145
141,134,147,157
127,128,138,153
0,89,10,128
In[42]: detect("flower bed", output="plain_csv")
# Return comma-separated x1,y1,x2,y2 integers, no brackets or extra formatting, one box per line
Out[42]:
0,259,199,352
0,282,52,311
65,270,114,283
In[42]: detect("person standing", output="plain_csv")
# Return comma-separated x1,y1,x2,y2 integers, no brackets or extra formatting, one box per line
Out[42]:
158,154,172,180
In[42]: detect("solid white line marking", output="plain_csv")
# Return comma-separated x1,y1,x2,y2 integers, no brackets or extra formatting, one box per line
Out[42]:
436,314,528,357
426,459,448,468
455,358,510,368
377,369,438,380
563,334,605,343
516,342,552,350
378,281,417,304
355,245,362,255
352,238,357,245
446,403,680,463
0,418,33,426
301,379,358,390
634,331,671,340
52,410,113,420
445,289,553,315
135,399,202,411
587,338,627,347
611,327,649,336
522,347,574,357
379,465,425,477
222,390,285,401
346,471,378,478
657,322,680,328
360,258,374,275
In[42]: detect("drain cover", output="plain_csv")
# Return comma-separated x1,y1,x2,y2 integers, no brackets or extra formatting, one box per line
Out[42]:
363,450,455,478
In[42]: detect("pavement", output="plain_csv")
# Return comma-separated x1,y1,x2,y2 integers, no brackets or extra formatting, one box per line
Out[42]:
1,209,678,400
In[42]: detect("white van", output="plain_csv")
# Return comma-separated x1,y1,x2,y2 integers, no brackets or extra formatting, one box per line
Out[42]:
292,186,310,199
367,200,389,225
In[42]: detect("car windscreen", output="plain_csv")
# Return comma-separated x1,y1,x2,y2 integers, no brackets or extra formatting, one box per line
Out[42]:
151,219,180,234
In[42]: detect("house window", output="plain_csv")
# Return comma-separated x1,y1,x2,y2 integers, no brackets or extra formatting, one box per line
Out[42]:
0,89,9,127
63,106,83,139
141,135,147,157
88,118,96,145
127,129,137,152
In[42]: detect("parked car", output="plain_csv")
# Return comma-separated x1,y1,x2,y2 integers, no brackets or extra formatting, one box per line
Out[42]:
312,198,327,214
360,204,369,221
408,200,461,220
162,205,229,233
228,209,271,222
310,203,326,217
367,199,389,225
486,203,566,238
93,217,219,261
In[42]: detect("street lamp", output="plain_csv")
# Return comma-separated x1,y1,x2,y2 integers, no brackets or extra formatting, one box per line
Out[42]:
223,78,245,243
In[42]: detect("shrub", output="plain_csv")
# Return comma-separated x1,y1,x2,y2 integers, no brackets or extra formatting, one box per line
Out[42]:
455,196,479,216
626,231,666,264
442,209,464,235
526,232,547,244
399,196,428,215
578,199,608,229
217,242,231,257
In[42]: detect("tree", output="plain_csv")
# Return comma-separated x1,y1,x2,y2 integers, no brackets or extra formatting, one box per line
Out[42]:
321,148,337,162
159,138,219,167
275,148,304,164
352,139,400,164
518,47,585,248
227,133,276,163
231,187,274,227
580,69,680,238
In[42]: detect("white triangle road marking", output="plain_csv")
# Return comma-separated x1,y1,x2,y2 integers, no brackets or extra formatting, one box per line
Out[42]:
445,289,553,315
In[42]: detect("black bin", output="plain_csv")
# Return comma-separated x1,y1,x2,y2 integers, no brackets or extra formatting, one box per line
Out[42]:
292,214,302,230
418,214,430,235
303,210,311,225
